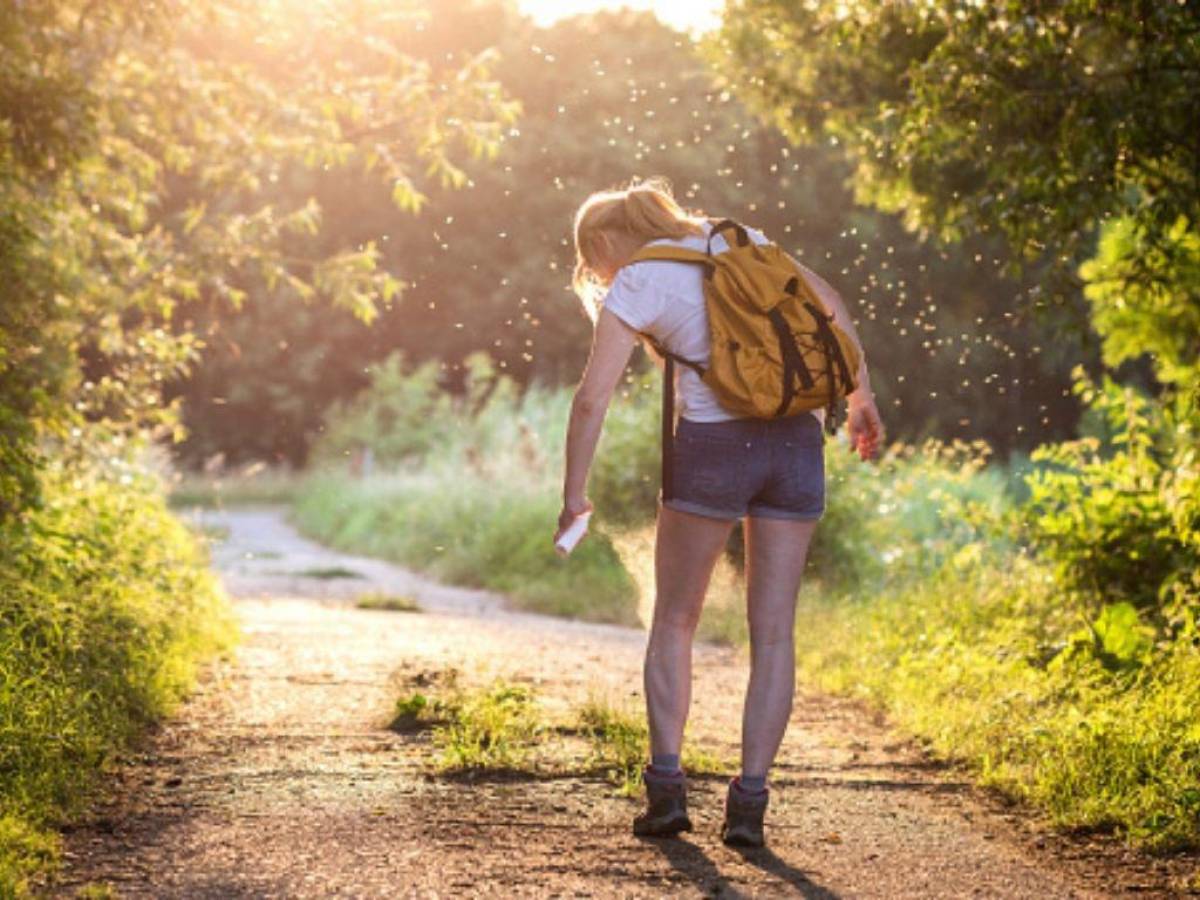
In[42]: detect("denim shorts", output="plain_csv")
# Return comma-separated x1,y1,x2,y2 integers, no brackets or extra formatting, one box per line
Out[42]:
663,414,826,521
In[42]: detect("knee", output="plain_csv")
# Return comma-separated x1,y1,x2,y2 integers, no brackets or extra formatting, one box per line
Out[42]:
650,607,701,641
748,622,795,653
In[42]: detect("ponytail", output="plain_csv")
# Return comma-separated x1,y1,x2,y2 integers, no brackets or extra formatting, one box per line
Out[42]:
572,177,705,317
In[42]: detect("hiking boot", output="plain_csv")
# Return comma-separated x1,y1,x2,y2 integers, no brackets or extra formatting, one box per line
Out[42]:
632,766,693,837
721,778,769,847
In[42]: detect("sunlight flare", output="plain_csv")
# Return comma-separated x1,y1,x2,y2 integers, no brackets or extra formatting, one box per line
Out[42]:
517,0,723,34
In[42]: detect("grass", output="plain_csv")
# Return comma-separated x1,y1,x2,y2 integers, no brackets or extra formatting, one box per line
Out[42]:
793,549,1200,852
355,592,421,613
0,464,237,896
575,697,648,794
167,466,301,509
292,363,655,627
391,676,543,772
0,819,57,899
388,676,730,792
295,565,363,580
294,466,640,626
576,695,730,795
435,682,542,772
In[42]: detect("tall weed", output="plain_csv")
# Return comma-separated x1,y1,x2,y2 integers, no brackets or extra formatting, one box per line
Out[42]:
0,463,236,894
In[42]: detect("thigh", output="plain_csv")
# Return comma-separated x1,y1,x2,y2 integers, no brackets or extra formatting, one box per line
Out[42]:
666,418,757,521
748,413,825,521
744,516,819,644
653,504,736,629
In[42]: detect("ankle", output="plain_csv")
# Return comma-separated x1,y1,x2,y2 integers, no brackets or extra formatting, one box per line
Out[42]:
733,774,768,795
650,753,681,777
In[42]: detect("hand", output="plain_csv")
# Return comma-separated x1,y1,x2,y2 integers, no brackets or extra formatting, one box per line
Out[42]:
846,398,884,461
554,497,594,544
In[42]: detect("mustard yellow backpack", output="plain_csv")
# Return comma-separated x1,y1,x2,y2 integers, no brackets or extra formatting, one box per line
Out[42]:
630,218,862,437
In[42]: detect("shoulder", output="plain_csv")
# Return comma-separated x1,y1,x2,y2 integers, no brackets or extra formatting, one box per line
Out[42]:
601,264,654,323
607,262,651,298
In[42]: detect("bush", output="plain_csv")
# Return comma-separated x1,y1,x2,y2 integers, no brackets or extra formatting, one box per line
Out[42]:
794,549,1200,850
811,436,1020,592
0,464,236,895
313,354,464,468
1023,369,1199,624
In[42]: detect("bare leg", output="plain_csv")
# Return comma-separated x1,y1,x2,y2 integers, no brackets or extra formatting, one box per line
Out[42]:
644,506,734,761
741,516,818,779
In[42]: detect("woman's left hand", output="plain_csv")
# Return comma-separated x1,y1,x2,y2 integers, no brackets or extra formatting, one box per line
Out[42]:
847,397,885,461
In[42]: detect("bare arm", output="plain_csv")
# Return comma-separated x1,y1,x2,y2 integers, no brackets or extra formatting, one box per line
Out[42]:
790,256,885,459
556,308,639,537
791,258,874,407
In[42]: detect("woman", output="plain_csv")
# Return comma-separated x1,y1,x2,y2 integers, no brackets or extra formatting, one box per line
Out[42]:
555,178,883,847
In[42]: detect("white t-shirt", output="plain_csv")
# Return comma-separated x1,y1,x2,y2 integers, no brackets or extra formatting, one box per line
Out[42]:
602,223,824,426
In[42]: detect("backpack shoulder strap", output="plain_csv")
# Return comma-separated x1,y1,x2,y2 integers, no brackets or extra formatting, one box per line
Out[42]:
629,244,710,266
620,241,712,506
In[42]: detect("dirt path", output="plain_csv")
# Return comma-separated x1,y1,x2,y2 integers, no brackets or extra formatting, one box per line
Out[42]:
52,507,1194,898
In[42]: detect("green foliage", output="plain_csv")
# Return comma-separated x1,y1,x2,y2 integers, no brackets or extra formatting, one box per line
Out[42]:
812,438,1018,593
354,593,421,613
1081,216,1200,389
794,554,1200,851
435,682,542,772
588,375,663,526
1023,369,1200,621
711,0,1199,483
712,5,1200,848
1,0,516,515
576,698,650,795
1059,601,1156,674
576,697,727,796
295,465,637,625
713,1,1200,275
314,353,495,468
0,463,236,894
390,690,445,733
0,815,59,900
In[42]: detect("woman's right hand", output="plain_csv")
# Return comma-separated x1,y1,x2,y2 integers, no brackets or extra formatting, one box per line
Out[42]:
555,497,594,544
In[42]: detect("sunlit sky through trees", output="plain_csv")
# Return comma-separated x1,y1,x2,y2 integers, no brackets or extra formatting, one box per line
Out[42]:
517,0,722,33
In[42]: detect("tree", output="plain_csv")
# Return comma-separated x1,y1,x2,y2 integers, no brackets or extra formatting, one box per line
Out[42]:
711,0,1200,389
0,0,517,515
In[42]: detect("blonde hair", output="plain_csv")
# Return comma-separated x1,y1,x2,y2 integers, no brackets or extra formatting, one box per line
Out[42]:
572,177,706,317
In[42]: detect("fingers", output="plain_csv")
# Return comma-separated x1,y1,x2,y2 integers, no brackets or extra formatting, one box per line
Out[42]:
847,409,883,461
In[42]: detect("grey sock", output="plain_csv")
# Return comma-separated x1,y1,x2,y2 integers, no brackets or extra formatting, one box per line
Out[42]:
738,774,767,793
650,753,680,773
